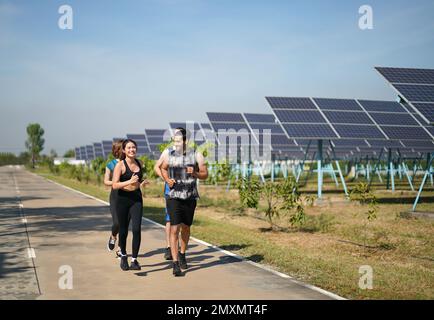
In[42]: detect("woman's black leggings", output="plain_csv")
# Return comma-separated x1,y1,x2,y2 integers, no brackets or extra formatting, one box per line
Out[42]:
109,189,120,237
116,190,143,258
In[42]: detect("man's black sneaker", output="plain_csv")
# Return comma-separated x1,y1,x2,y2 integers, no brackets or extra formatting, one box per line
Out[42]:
130,259,141,270
179,252,188,270
164,247,173,260
120,256,129,271
107,237,116,251
173,261,182,277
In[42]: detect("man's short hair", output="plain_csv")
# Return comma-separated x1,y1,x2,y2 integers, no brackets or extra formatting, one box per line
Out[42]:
174,127,191,142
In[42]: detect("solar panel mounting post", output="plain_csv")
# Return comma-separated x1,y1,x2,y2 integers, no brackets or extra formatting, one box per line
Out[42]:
368,149,384,189
329,140,349,197
413,152,434,211
317,139,323,199
386,148,393,190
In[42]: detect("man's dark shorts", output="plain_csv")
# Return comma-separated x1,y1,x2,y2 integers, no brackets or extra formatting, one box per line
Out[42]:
166,199,197,226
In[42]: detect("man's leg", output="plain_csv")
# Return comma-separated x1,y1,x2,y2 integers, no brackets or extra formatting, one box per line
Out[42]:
180,224,190,254
170,224,181,263
165,221,171,247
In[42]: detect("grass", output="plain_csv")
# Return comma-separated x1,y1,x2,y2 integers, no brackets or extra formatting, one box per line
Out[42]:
31,167,434,300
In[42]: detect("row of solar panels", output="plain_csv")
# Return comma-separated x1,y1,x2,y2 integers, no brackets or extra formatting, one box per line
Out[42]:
74,67,434,161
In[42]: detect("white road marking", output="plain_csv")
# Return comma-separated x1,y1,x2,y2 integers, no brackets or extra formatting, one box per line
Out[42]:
27,248,36,259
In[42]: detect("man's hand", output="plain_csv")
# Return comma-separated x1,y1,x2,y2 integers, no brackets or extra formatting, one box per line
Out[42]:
140,179,150,187
186,166,196,177
166,178,176,188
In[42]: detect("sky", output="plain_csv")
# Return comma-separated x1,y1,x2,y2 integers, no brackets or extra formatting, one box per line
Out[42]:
1,0,434,155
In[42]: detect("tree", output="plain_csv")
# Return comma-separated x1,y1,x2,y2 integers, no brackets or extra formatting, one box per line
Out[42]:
25,123,45,168
49,149,58,158
63,149,75,158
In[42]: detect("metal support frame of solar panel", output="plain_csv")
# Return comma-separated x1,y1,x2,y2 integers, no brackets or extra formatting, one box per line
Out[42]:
144,129,170,157
375,67,434,124
126,134,150,156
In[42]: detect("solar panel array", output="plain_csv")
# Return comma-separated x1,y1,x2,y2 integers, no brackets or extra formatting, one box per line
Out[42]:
268,97,433,142
376,67,434,124
72,67,434,162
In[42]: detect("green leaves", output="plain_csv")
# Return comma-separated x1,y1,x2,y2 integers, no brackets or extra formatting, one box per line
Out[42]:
237,177,261,209
349,182,379,221
25,123,45,168
237,177,315,229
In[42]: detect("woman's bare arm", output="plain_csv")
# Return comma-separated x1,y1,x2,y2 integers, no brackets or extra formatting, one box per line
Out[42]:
103,167,113,187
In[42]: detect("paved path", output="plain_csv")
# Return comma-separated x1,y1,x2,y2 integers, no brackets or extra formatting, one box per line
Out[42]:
0,166,340,300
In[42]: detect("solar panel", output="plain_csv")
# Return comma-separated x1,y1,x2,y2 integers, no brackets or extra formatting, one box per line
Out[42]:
411,103,434,123
332,139,369,147
273,110,326,123
200,123,212,130
334,125,385,139
281,124,338,139
381,126,432,140
376,67,434,124
102,140,112,158
145,129,166,137
376,67,434,84
127,134,146,141
358,100,407,112
243,113,276,123
86,145,95,160
367,140,403,148
248,123,286,134
144,129,170,156
207,113,245,122
75,147,81,160
93,142,104,158
401,140,434,148
80,146,87,160
211,123,251,132
266,97,317,110
126,134,150,156
313,98,362,111
323,111,373,124
369,113,418,126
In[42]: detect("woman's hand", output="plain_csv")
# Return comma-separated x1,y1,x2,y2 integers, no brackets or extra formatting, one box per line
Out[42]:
129,174,139,185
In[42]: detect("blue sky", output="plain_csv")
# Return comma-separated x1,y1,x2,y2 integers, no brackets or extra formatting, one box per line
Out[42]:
1,0,434,155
